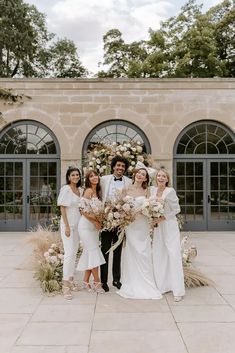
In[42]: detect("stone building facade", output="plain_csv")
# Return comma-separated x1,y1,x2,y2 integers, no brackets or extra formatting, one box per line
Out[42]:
0,78,234,232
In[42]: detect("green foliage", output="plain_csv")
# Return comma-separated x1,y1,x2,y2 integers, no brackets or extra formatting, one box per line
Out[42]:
99,0,235,78
0,0,87,77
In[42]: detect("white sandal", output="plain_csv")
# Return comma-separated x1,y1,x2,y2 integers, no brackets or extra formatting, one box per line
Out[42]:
94,282,105,294
82,281,93,292
62,285,73,300
69,281,80,292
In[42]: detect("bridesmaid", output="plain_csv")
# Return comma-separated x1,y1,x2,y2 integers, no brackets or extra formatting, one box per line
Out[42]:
57,167,83,300
77,170,105,293
151,168,185,302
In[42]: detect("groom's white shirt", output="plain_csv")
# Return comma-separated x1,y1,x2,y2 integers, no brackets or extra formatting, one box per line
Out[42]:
101,174,132,204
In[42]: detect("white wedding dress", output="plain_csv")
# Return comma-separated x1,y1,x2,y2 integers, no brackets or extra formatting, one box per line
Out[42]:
118,196,162,299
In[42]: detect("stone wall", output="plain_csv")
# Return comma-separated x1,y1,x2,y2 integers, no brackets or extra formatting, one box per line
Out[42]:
0,78,235,179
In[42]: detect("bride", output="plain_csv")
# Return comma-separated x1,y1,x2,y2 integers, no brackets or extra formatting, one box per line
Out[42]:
117,167,162,300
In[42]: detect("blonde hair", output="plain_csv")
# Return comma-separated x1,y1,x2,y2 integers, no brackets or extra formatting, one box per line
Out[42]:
156,168,171,187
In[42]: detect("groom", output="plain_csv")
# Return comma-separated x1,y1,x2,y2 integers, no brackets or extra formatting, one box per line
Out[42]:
100,155,132,292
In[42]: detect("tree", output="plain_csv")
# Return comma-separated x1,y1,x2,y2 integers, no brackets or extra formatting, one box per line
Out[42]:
48,39,88,78
0,0,87,77
99,0,235,78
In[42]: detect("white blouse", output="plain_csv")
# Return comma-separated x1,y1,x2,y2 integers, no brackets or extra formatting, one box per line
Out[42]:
57,185,82,227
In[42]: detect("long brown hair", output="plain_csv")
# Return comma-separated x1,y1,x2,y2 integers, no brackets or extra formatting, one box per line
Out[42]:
84,170,102,199
132,168,150,189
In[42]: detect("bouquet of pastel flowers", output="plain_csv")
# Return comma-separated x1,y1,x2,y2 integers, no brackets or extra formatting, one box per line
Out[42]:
102,192,136,251
79,197,104,223
139,196,165,232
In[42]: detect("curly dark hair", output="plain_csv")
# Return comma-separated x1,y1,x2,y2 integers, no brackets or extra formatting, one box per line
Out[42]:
111,155,130,173
132,168,150,189
84,170,101,199
66,167,82,188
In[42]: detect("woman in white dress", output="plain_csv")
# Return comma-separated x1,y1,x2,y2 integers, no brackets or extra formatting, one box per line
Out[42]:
118,168,162,300
151,168,185,302
57,167,83,300
77,170,105,293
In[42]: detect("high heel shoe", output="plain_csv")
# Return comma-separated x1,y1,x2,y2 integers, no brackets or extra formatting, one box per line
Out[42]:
94,282,105,294
82,281,93,292
62,285,73,300
69,280,80,292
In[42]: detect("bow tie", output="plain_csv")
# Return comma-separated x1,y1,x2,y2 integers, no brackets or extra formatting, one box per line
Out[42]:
114,176,123,182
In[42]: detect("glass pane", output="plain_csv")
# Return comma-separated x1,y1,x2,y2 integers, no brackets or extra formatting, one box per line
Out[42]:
30,162,38,176
6,177,13,190
229,207,235,219
195,192,203,205
14,206,23,219
49,162,57,176
39,163,48,176
106,125,116,134
5,192,13,204
229,177,235,190
196,124,206,133
185,206,194,220
229,163,235,176
48,144,57,154
0,177,4,190
220,192,228,206
0,191,4,204
179,134,190,145
15,177,23,190
211,162,218,176
0,162,5,175
177,144,185,154
6,163,13,175
223,134,233,145
217,141,228,154
48,177,57,191
220,162,228,176
186,177,194,190
220,177,228,190
229,192,235,204
36,127,47,139
186,192,194,205
228,144,235,154
15,162,23,176
28,125,37,134
207,124,216,133
211,206,219,219
195,177,203,190
0,206,5,220
216,127,226,138
186,140,196,154
186,163,194,175
177,162,185,176
15,192,23,205
195,206,203,220
207,143,218,154
220,206,229,220
211,177,218,190
187,127,197,137
27,143,38,154
211,192,219,205
178,192,185,204
126,128,137,139
117,125,128,134
177,177,185,190
195,143,206,154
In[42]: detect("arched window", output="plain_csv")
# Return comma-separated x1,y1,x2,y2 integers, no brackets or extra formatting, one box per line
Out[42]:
0,120,60,231
173,120,235,232
0,121,59,155
82,120,151,155
175,121,235,156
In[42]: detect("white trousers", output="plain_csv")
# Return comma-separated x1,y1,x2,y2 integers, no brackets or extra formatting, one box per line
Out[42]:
153,219,185,297
61,224,79,281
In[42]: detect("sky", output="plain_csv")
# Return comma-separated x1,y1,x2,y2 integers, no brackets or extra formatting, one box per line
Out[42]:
26,0,223,74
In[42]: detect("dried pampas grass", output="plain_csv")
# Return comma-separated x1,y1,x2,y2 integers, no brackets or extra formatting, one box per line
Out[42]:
183,266,214,288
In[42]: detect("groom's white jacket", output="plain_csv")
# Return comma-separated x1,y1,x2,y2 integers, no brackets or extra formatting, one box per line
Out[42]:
100,174,132,204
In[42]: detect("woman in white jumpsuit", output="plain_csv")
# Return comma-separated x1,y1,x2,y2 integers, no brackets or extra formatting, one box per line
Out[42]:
57,167,82,300
151,169,185,302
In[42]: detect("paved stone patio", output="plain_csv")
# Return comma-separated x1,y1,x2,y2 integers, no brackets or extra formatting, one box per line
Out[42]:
0,231,235,353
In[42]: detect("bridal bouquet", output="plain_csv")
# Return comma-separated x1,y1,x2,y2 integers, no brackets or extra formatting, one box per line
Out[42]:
79,197,104,223
140,196,165,229
102,193,136,252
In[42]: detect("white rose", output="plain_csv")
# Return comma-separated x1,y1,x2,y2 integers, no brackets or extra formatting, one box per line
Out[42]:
114,212,121,219
120,146,125,151
44,252,49,258
136,146,143,153
128,166,134,171
48,248,54,254
137,141,141,145
89,161,93,166
99,167,104,173
131,147,136,152
96,159,101,164
122,203,131,212
127,143,131,148
92,157,96,161
103,165,106,169
96,165,100,169
131,161,135,165
107,213,113,221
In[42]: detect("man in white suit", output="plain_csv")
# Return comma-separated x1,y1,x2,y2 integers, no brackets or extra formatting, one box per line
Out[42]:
100,156,132,292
